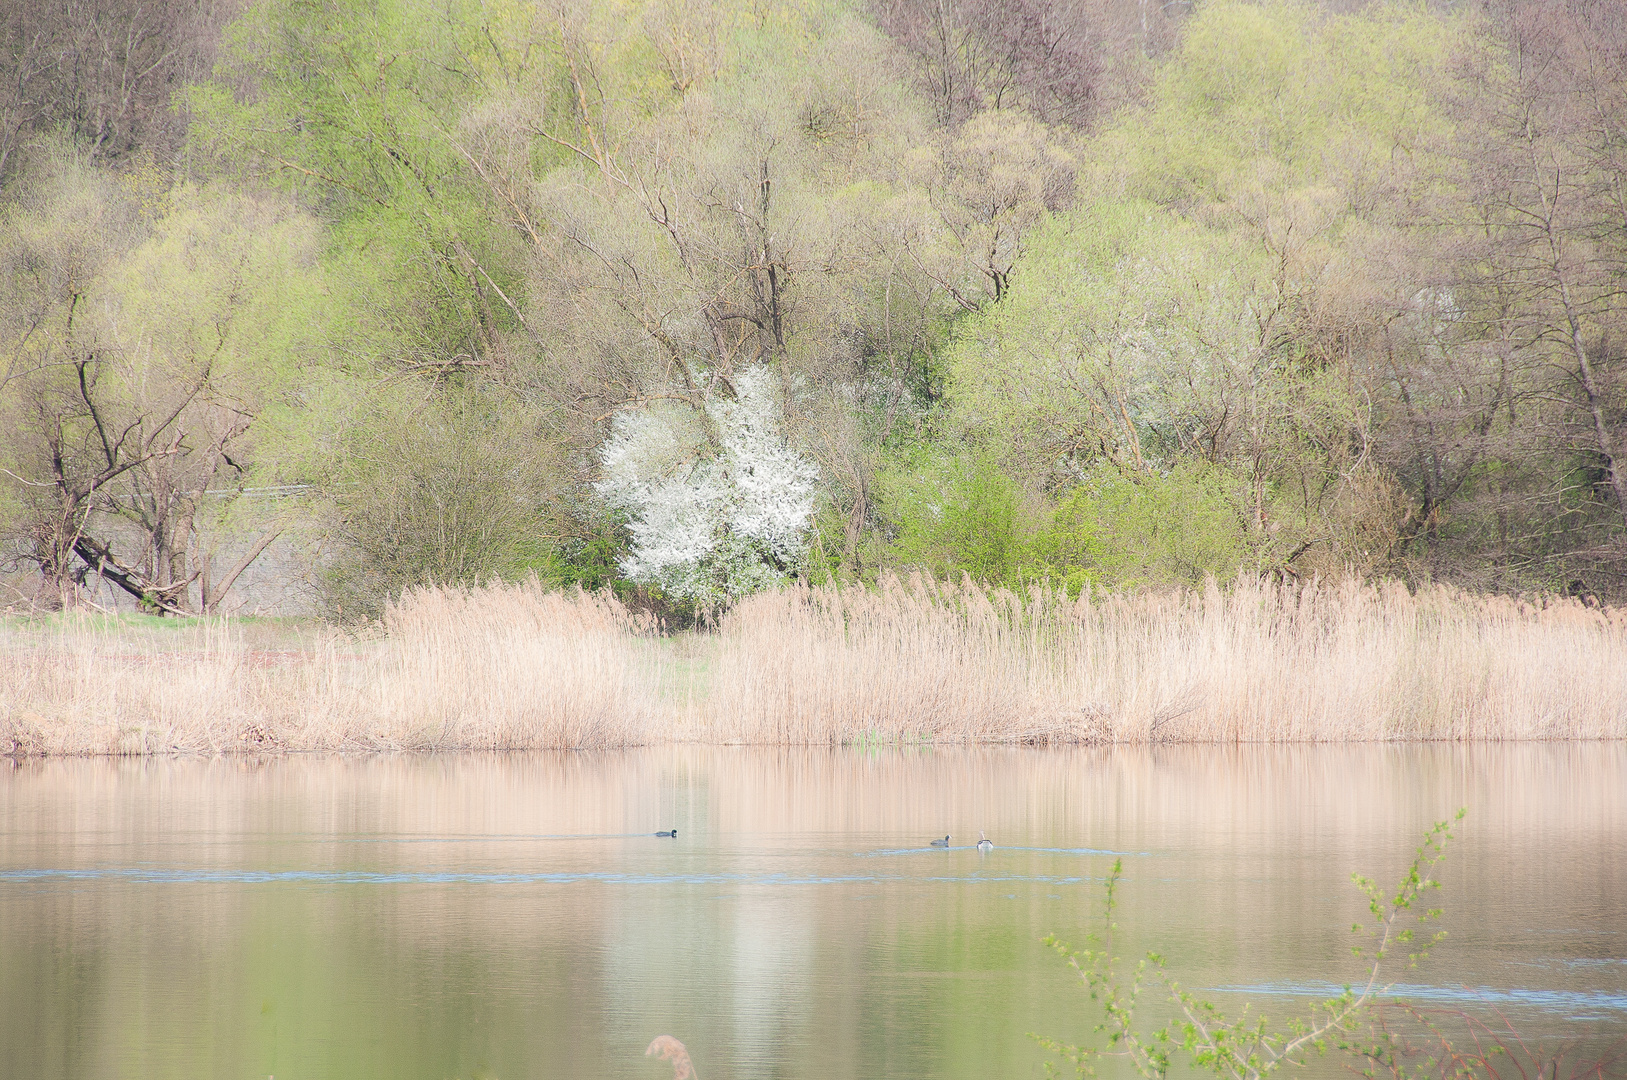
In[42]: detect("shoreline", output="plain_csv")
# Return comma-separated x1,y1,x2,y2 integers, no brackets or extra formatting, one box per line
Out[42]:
6,734,1627,763
5,576,1626,756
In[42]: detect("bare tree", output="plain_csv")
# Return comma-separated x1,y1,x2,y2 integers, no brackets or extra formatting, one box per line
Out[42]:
0,0,243,186
1462,0,1627,530
871,0,1106,129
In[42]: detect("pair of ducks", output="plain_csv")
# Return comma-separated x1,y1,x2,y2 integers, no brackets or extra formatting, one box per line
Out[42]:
931,832,994,850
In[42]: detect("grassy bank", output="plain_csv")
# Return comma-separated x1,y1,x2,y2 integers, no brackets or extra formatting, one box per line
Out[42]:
3,576,1625,755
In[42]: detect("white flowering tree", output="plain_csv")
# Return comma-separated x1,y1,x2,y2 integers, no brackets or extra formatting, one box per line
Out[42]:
596,367,819,604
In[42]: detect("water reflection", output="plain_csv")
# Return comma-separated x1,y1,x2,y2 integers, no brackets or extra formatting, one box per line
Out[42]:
1,744,1623,1079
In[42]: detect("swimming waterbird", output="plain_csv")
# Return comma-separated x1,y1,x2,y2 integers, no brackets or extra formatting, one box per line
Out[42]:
977,831,992,851
656,830,677,838
929,835,950,847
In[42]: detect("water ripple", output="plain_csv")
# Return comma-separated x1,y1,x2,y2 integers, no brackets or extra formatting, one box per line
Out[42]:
0,866,1094,888
859,845,1130,857
1212,979,1627,1020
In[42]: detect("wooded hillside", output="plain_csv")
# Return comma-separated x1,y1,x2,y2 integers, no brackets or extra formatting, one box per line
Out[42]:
3,0,1624,617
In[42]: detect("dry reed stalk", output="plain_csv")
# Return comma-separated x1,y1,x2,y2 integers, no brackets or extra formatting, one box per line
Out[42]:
645,1035,698,1079
0,582,662,754
362,582,660,749
694,574,1627,744
3,575,1624,755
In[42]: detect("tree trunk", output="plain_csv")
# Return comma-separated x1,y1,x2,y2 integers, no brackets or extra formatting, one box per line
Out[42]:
1560,279,1627,525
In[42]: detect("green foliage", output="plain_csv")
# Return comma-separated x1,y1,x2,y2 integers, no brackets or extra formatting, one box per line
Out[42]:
880,454,1265,594
1036,810,1466,1080
885,454,1037,586
937,0,1480,586
111,183,335,402
945,199,1276,483
187,0,532,364
1104,0,1462,205
1038,464,1249,591
6,0,1626,610
539,511,629,595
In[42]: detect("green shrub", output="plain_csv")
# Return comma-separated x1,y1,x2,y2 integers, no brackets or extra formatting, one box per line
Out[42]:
321,392,565,617
1039,812,1466,1080
885,455,1038,586
1038,463,1249,589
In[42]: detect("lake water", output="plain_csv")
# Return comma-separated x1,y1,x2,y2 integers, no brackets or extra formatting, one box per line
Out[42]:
1,745,1623,1080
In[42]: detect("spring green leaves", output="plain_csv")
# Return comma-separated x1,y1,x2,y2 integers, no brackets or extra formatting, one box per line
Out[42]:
1037,811,1468,1080
8,0,1627,614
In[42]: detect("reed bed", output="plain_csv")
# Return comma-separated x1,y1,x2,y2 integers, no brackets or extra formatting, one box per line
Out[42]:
703,575,1627,743
0,583,660,755
2,575,1624,755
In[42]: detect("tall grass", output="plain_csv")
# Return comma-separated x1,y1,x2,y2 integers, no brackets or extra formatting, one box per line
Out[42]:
3,575,1624,755
704,575,1627,743
0,583,660,754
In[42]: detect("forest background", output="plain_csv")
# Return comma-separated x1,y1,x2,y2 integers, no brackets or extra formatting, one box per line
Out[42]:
3,0,1626,622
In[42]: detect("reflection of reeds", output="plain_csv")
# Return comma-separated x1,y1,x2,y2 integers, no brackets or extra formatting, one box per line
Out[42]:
4,575,1626,754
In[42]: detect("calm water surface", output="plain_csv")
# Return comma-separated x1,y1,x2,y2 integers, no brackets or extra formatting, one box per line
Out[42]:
1,745,1623,1080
